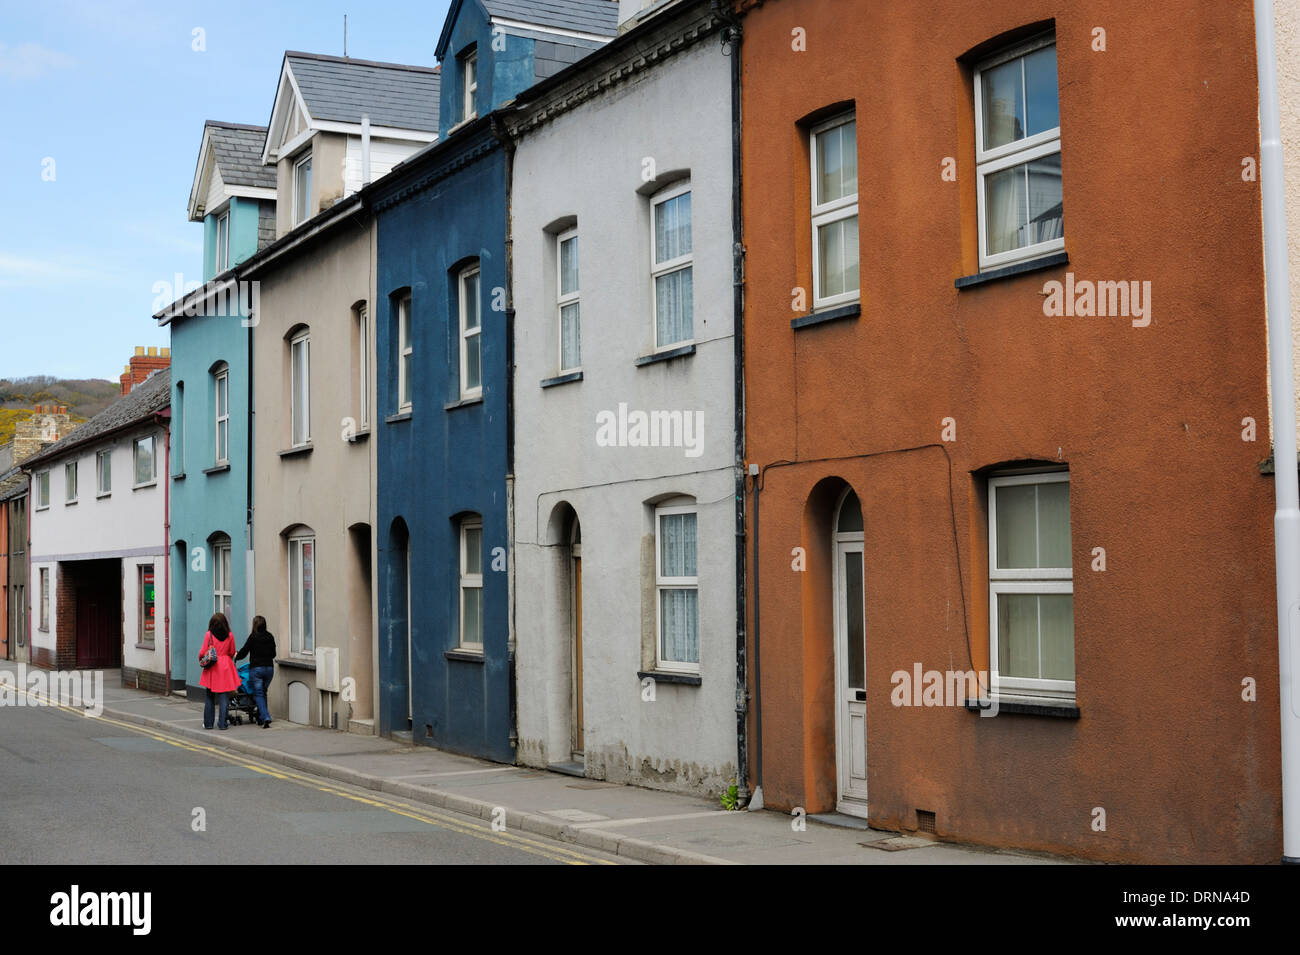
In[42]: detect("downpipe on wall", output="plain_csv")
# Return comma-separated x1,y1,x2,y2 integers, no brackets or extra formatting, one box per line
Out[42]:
1256,0,1300,864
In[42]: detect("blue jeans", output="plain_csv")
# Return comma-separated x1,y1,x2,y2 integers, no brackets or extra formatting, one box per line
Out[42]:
204,690,230,729
248,666,274,724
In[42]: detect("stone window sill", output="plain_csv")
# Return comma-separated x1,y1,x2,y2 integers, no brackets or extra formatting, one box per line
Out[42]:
791,302,861,330
637,669,701,687
541,371,583,389
445,648,485,663
203,463,231,475
963,697,1079,718
444,396,483,411
386,411,412,424
954,251,1069,290
275,656,316,671
278,444,313,459
635,343,695,367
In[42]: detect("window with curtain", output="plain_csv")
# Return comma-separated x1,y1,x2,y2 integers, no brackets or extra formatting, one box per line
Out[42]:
974,33,1063,269
290,330,311,446
133,436,156,486
557,229,580,373
459,265,482,399
656,505,699,671
397,295,413,412
212,536,232,618
988,471,1074,702
811,113,859,309
214,366,229,464
289,534,316,654
459,516,483,650
651,185,693,350
97,449,111,497
293,153,312,226
216,211,229,272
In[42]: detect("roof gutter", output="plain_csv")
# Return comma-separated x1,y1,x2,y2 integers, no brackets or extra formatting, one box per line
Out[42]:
1255,0,1300,865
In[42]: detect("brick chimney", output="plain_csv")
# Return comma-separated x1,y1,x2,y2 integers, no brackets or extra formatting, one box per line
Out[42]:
121,346,171,394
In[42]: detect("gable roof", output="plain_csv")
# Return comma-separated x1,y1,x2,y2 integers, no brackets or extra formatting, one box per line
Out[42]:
188,121,278,221
289,51,440,130
23,371,171,470
484,0,620,35
0,467,25,503
437,0,618,59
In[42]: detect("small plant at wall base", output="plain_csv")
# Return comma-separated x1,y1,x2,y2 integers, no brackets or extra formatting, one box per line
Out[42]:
720,781,741,811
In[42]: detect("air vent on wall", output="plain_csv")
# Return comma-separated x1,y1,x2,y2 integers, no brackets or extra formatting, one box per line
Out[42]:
916,809,937,834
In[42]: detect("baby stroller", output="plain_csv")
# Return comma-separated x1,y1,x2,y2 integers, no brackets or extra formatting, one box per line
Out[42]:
226,661,263,726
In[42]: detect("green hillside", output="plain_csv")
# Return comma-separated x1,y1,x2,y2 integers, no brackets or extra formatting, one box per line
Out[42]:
0,376,118,445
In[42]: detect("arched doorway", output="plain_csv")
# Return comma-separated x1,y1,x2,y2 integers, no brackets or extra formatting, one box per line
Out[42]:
832,487,867,816
569,516,583,761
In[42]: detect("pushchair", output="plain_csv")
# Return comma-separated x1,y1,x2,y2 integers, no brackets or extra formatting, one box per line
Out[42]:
226,661,263,726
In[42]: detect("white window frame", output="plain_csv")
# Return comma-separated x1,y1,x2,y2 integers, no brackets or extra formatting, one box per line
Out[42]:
216,210,230,272
64,461,77,503
288,534,316,656
810,112,860,311
459,517,484,651
988,470,1074,703
462,48,478,122
650,182,694,351
214,366,229,465
96,449,111,497
290,330,311,446
35,471,49,510
357,303,370,428
38,567,49,631
213,538,232,618
398,295,413,413
557,228,580,374
973,32,1063,271
139,564,156,645
293,152,313,226
458,265,482,400
133,435,157,488
654,504,700,674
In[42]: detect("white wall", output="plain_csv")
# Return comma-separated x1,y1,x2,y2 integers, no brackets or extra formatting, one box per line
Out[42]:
344,136,425,196
511,38,737,795
28,423,169,677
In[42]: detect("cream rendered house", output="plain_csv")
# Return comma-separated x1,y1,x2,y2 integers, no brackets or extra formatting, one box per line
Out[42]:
243,52,439,730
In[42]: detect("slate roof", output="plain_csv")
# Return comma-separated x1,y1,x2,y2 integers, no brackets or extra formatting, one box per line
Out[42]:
23,371,171,469
483,0,620,36
285,52,440,132
0,466,25,502
206,121,277,190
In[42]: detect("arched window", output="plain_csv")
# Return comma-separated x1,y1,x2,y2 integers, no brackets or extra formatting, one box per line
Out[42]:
210,532,232,618
458,514,483,650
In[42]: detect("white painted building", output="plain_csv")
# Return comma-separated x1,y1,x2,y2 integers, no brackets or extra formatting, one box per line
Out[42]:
24,370,171,690
508,2,740,795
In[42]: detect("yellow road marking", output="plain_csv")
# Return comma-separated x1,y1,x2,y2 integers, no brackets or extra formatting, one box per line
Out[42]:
14,687,617,865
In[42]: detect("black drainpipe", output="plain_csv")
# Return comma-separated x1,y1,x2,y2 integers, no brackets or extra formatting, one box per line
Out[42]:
713,0,750,807
490,113,519,752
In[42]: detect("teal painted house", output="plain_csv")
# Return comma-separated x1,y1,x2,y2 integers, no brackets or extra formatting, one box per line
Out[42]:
157,121,276,695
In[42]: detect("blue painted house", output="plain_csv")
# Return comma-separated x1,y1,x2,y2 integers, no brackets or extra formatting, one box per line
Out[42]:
368,0,617,757
156,121,275,695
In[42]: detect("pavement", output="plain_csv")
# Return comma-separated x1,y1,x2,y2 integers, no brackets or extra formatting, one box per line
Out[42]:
9,664,1075,865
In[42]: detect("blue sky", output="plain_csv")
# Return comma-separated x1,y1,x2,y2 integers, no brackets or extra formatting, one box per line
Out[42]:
0,0,451,380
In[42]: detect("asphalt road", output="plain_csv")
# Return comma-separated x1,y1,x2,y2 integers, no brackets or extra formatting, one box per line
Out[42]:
0,701,621,866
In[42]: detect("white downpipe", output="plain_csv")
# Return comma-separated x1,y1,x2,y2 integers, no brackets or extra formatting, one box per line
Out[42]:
1256,0,1300,864
361,113,372,187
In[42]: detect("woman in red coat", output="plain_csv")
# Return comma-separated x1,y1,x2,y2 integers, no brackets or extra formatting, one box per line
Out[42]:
199,612,241,730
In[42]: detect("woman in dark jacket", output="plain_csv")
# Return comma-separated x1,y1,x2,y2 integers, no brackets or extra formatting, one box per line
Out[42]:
235,616,277,728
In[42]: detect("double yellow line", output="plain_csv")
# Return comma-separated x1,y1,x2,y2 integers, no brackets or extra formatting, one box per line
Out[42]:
26,689,617,865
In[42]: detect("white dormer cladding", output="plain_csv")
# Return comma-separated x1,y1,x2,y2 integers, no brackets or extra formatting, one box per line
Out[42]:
204,165,227,221
617,0,684,32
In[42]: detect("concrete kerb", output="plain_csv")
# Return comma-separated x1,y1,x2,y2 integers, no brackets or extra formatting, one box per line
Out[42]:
100,702,732,866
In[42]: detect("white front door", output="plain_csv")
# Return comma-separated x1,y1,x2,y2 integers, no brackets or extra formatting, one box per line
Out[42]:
834,540,868,815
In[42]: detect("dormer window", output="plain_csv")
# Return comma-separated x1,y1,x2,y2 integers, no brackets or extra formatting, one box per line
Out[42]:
293,152,312,226
215,210,230,272
461,47,478,123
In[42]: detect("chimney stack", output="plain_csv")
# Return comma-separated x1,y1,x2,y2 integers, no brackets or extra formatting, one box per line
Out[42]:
120,346,171,394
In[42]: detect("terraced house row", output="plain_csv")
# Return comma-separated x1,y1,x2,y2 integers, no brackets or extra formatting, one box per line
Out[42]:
10,0,1300,864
